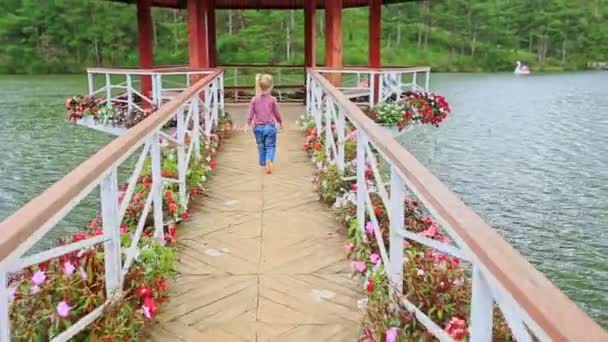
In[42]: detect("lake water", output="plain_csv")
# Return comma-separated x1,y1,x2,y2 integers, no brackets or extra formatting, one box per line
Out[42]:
0,72,606,327
400,71,608,327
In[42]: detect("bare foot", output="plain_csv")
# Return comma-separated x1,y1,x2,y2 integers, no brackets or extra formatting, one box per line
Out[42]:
266,160,273,174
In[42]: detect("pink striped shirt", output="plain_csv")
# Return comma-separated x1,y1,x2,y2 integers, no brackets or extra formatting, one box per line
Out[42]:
247,94,283,126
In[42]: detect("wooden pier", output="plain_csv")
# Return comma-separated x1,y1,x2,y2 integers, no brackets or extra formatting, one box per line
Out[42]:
145,105,362,341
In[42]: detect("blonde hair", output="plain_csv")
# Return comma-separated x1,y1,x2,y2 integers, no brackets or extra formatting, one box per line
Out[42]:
255,73,273,95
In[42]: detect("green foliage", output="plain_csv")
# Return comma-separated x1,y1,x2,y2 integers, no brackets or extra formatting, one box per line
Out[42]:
315,164,347,205
1,1,607,73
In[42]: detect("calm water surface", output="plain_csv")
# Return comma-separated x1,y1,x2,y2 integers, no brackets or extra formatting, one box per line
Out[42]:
400,71,608,327
0,72,606,326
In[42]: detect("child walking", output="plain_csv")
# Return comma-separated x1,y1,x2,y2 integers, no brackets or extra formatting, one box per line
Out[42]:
247,74,283,174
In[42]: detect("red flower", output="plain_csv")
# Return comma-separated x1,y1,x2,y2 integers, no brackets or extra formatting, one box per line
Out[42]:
142,296,158,319
154,278,168,292
161,170,171,177
164,191,174,203
143,230,152,237
136,285,153,298
134,192,143,202
366,279,374,293
313,142,322,151
166,225,177,244
190,188,200,195
351,183,357,191
120,225,129,235
374,206,383,218
210,159,217,170
72,233,90,242
169,202,178,215
93,229,103,236
182,211,190,220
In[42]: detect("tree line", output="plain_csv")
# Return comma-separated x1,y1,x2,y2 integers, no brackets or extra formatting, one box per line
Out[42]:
0,0,606,73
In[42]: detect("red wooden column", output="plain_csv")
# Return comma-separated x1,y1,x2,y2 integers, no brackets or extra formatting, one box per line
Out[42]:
207,0,217,67
137,0,153,102
369,0,381,104
304,0,316,69
325,0,343,85
188,0,210,84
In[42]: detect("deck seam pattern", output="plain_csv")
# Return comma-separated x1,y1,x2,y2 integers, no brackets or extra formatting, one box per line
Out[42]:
146,105,362,342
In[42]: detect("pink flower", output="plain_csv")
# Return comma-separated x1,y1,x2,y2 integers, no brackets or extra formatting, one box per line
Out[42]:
365,221,374,236
79,267,88,281
8,287,16,303
369,253,380,265
445,317,468,340
30,285,40,294
120,224,129,234
63,261,75,278
342,243,354,253
420,222,439,238
385,327,399,342
31,270,46,285
56,301,72,318
351,261,367,273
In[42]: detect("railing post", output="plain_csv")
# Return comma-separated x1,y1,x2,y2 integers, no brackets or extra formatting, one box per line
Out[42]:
105,73,111,101
337,108,345,171
87,72,94,96
412,72,417,91
192,97,201,160
470,266,494,341
100,169,122,300
0,269,10,342
150,134,164,240
324,97,332,160
306,73,311,115
126,74,133,112
425,70,430,91
368,72,375,107
219,72,225,112
157,74,163,107
212,79,219,129
389,167,404,293
176,108,187,208
314,81,322,131
356,131,367,235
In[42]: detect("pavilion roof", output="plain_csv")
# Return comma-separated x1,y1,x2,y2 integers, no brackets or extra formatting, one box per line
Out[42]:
108,0,416,9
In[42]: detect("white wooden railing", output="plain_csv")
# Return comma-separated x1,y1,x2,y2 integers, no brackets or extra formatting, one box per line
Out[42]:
316,66,430,107
306,68,607,341
0,70,224,341
87,66,222,110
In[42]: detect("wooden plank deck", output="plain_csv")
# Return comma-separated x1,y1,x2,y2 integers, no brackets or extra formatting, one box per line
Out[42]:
145,104,363,341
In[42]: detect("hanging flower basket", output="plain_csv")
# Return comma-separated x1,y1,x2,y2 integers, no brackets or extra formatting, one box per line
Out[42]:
66,95,155,136
366,91,452,136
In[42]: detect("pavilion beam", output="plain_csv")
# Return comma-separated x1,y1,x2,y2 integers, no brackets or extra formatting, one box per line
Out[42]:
325,0,343,85
137,0,154,103
369,0,381,104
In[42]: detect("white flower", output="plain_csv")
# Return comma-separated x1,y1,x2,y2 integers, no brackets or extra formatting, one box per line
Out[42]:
416,269,424,277
356,298,368,310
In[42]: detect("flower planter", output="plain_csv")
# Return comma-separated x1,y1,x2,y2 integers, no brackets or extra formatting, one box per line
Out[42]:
377,124,400,137
76,116,127,136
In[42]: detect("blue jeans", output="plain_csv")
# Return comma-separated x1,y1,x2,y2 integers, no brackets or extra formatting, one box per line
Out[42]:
253,123,277,166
